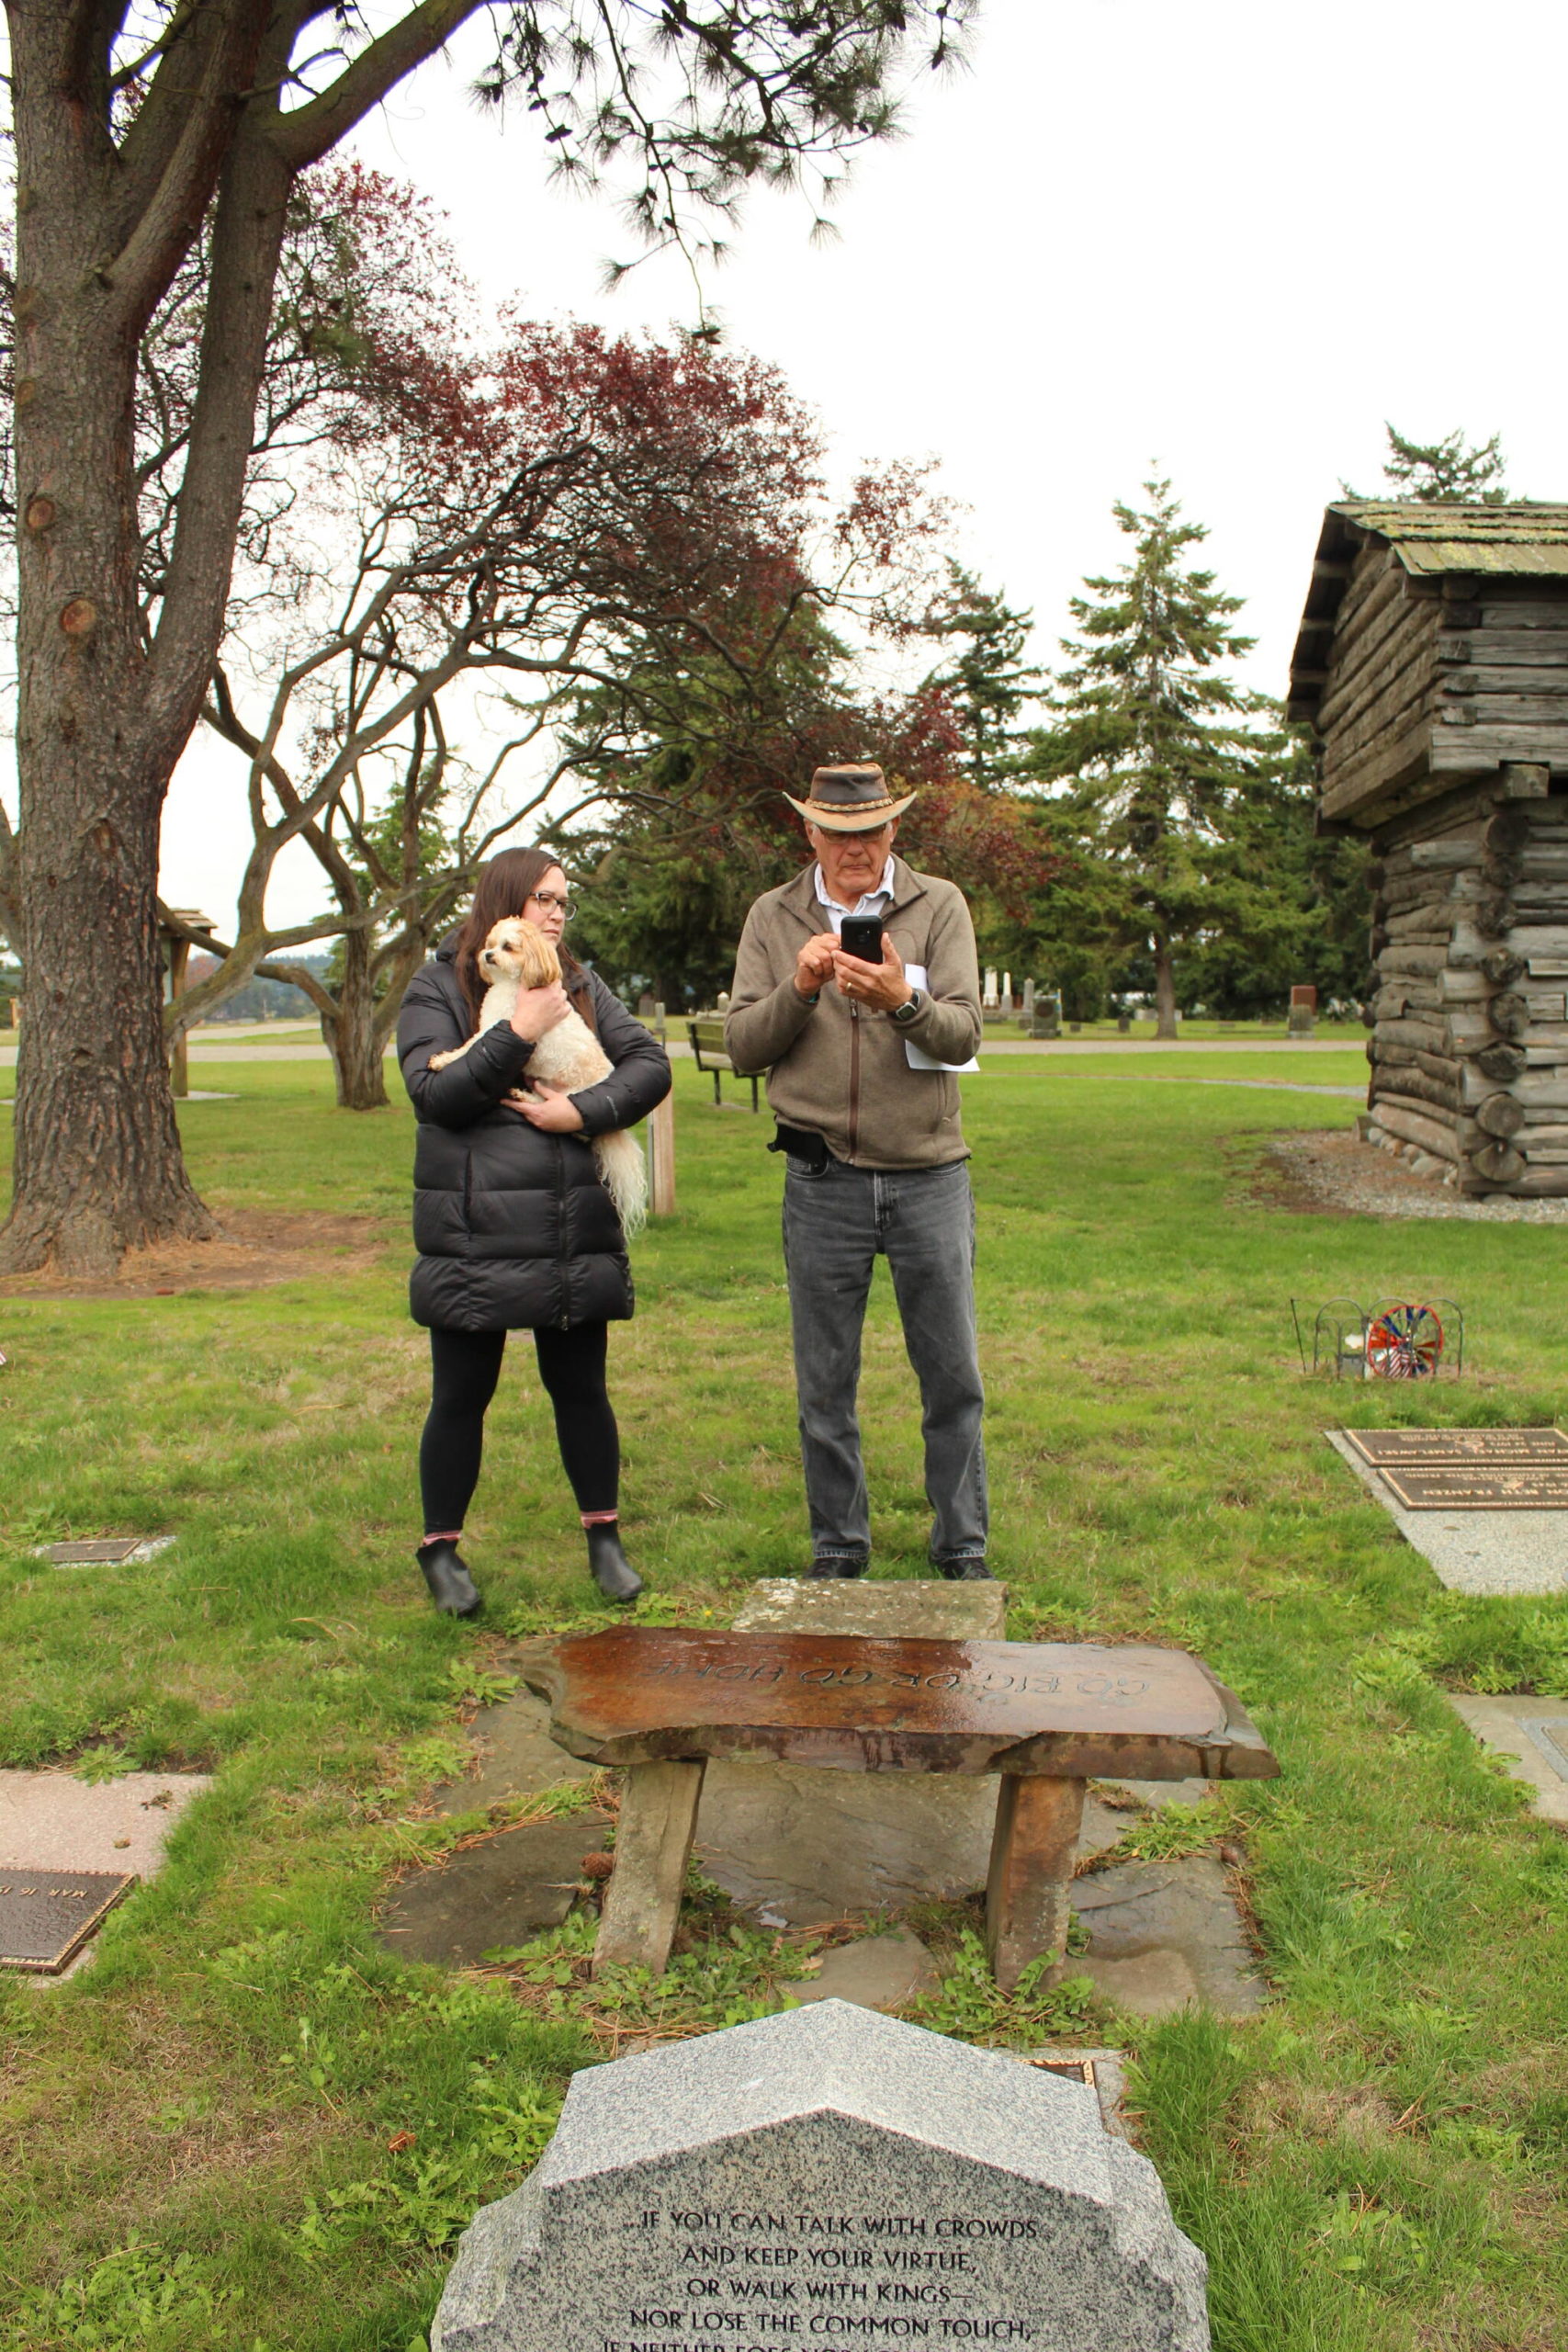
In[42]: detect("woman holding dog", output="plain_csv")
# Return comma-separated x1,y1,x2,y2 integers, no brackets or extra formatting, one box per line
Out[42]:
397,846,671,1617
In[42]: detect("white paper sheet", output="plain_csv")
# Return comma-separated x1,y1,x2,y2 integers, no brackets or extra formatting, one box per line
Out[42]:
900,966,979,1072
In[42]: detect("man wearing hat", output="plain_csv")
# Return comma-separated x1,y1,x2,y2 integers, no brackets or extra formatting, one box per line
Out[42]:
724,763,989,1580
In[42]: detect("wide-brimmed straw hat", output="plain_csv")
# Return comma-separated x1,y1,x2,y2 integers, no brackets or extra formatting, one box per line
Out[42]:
783,763,917,832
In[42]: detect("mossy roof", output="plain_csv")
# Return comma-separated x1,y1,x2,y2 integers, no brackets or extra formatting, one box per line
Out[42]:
1287,501,1568,718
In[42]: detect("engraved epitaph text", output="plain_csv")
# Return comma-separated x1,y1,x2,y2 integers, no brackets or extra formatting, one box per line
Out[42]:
1342,1427,1568,1510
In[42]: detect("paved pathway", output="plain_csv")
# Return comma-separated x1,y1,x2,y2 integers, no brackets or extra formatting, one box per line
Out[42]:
0,1035,1365,1069
1056,1072,1363,1100
976,1037,1359,1057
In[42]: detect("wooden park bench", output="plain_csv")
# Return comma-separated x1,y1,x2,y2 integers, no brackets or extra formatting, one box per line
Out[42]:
687,1017,759,1111
519,1627,1278,1989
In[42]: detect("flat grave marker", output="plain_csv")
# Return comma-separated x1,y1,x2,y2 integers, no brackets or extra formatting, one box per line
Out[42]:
1341,1427,1568,1510
0,1768,212,1976
42,1538,144,1565
0,1867,135,1973
1327,1430,1568,1594
433,1999,1209,2351
34,1534,175,1566
1446,1695,1568,1825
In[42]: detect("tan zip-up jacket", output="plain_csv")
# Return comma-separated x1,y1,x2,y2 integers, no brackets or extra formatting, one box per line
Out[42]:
724,858,982,1169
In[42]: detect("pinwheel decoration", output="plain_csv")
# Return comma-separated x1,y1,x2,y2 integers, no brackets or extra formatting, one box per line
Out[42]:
1293,1297,1462,1379
1365,1302,1446,1380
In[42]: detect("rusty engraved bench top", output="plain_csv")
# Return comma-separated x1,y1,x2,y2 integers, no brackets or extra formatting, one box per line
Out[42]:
518,1627,1279,1781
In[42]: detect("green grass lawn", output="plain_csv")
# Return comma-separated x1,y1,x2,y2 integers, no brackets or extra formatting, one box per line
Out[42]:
3,1056,1566,2351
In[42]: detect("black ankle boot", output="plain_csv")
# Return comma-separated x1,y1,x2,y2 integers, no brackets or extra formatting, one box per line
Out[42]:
417,1538,482,1619
586,1522,643,1603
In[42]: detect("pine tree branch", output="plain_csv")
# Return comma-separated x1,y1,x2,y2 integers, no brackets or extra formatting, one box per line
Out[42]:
271,0,485,168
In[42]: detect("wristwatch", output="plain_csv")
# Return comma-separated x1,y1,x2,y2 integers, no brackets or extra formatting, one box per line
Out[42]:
890,989,922,1025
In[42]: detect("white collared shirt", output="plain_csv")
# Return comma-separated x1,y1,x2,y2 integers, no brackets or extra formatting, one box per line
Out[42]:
813,855,896,933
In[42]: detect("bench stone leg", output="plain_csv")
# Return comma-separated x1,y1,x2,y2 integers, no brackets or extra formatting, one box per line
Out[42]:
985,1774,1086,1993
593,1758,706,1978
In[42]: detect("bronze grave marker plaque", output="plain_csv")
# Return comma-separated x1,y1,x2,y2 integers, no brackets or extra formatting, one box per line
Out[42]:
0,1868,135,1973
41,1538,144,1565
1341,1427,1568,1510
519,1626,1279,1782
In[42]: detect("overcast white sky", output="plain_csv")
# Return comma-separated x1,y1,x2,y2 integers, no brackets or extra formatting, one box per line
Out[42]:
161,0,1568,928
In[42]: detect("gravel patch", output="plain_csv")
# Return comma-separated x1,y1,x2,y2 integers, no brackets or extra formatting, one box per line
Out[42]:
1258,1130,1568,1225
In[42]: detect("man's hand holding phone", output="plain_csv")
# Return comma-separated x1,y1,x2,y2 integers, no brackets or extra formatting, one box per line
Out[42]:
832,929,911,1014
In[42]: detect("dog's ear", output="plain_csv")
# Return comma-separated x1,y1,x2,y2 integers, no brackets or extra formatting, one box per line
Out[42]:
517,928,561,988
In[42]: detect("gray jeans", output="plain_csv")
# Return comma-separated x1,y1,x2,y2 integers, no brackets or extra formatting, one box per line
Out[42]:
781,1155,987,1566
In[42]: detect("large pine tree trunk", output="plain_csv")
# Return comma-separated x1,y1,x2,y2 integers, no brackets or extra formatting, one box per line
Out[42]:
4,2,482,1265
5,182,213,1271
1153,938,1179,1040
322,932,389,1110
3,8,280,1272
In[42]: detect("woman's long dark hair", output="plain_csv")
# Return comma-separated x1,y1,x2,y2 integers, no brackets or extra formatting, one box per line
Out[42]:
453,846,595,1034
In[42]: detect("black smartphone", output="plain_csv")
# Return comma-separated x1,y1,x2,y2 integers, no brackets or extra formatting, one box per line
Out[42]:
839,915,884,963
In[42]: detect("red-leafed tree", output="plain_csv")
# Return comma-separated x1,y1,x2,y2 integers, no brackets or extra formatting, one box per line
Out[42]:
186,311,892,1108
3,0,974,1273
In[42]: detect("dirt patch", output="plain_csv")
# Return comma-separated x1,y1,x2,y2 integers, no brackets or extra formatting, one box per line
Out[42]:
1231,1130,1568,1226
0,1209,392,1300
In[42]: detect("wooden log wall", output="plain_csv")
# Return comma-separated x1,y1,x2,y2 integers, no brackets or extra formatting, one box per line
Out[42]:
1363,771,1568,1195
1317,562,1568,830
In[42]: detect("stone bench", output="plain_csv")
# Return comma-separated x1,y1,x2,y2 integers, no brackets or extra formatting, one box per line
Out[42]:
518,1626,1279,1989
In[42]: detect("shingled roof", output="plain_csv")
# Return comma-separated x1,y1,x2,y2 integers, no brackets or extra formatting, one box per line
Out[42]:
1287,501,1568,722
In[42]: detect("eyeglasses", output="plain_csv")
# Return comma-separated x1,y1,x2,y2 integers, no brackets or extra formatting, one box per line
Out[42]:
526,890,575,918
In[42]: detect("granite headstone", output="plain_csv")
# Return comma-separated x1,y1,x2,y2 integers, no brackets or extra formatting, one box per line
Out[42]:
433,2000,1209,2351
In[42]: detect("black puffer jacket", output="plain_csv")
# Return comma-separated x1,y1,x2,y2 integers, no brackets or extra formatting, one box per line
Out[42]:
397,943,671,1332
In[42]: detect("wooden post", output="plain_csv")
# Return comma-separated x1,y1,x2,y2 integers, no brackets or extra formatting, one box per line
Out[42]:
649,1089,676,1216
985,1774,1086,1992
162,910,214,1102
167,934,191,1099
593,1758,705,1977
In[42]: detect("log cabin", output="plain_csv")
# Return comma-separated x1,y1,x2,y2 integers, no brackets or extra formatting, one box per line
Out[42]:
1288,500,1568,1196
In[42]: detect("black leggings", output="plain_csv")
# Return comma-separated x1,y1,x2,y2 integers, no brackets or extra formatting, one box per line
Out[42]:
420,1323,619,1536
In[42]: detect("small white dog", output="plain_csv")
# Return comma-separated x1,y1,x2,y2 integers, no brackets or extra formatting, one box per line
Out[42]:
429,918,649,1234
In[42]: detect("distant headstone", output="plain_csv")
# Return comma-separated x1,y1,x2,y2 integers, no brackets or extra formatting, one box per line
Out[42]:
433,2002,1210,2351
1117,1013,1132,1034
1021,978,1035,1027
1031,992,1061,1040
1002,969,1012,1011
637,993,656,1017
983,967,999,1008
1287,984,1315,1038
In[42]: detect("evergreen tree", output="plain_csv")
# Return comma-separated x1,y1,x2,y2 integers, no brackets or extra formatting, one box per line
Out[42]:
1377,424,1510,503
919,562,1042,787
1027,479,1285,1036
